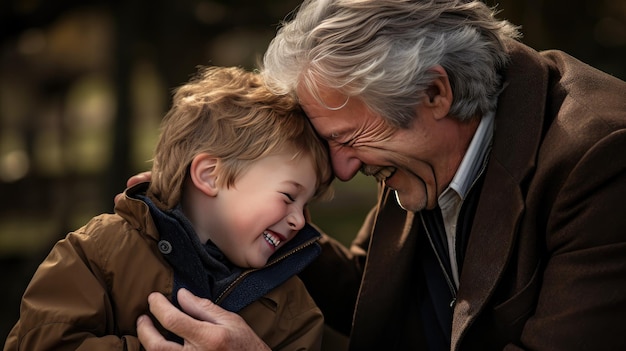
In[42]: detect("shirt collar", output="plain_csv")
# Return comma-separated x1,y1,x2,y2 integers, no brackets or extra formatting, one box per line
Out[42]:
439,110,494,204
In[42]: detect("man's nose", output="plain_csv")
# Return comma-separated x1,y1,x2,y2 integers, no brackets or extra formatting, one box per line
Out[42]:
331,147,361,181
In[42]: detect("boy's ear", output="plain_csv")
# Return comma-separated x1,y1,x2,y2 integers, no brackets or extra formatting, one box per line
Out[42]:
189,153,220,196
423,65,453,120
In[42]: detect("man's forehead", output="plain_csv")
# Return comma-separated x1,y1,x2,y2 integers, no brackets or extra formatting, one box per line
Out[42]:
297,84,349,113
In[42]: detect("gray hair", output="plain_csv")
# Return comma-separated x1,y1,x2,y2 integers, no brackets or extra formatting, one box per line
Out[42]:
262,0,520,127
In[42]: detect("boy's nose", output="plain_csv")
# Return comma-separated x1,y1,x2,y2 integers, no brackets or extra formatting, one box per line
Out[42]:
287,211,305,231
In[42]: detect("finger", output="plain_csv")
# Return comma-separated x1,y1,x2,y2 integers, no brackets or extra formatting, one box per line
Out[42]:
136,315,181,351
177,288,227,324
114,193,125,206
127,171,152,187
173,289,270,351
147,292,209,338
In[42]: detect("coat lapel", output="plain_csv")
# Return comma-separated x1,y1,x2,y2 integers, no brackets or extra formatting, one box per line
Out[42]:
451,40,550,350
350,187,420,349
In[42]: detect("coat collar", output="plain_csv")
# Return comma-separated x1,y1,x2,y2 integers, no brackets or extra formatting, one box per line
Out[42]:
115,181,161,241
451,40,550,349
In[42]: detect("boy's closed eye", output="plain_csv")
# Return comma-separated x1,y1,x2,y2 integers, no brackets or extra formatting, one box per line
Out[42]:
282,192,296,203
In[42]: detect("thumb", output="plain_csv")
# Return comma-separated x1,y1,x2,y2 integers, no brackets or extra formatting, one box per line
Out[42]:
177,289,227,324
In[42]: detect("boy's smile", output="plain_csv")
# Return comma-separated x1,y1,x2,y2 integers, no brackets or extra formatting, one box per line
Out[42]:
263,230,285,249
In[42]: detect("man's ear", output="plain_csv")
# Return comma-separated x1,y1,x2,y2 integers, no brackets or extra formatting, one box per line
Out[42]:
189,153,220,197
423,65,453,120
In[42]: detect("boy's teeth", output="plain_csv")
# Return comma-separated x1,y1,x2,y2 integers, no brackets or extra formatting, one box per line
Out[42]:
263,231,281,247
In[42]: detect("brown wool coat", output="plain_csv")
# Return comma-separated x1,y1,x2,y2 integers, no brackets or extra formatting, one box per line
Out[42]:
4,189,323,351
301,40,626,350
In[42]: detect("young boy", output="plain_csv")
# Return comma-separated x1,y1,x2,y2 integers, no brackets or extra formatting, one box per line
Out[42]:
4,66,333,351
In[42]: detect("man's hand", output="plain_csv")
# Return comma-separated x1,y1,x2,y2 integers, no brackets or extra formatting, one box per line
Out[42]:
114,171,152,205
137,289,270,351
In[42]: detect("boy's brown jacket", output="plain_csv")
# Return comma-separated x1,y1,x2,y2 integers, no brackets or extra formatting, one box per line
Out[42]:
4,184,323,351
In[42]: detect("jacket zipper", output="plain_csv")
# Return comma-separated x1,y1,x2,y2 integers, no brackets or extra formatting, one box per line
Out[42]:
215,236,320,304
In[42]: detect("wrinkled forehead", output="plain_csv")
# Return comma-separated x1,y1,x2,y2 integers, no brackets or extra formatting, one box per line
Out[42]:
296,83,350,117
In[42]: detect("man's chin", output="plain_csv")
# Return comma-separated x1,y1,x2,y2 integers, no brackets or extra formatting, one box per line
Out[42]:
394,190,428,212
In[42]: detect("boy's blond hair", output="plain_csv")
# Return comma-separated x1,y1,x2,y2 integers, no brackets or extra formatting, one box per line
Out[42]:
148,66,333,209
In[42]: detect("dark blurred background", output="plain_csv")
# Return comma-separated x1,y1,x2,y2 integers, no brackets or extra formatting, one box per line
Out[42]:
1,0,624,349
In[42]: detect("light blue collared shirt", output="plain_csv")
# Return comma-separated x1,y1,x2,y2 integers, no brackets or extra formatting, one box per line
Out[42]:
437,111,494,287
